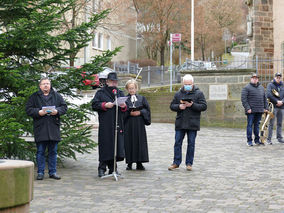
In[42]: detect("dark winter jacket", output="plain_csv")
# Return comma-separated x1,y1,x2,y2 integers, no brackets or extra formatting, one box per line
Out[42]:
241,82,268,114
92,85,126,162
125,94,151,126
266,80,284,109
26,88,67,143
170,86,207,131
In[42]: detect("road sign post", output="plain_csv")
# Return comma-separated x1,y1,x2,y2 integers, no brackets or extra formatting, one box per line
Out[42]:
170,33,181,92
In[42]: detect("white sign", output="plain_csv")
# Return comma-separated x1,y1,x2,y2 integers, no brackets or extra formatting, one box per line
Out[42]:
209,85,228,100
171,33,181,42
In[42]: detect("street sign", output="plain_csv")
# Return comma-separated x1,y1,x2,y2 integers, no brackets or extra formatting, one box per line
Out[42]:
171,33,181,42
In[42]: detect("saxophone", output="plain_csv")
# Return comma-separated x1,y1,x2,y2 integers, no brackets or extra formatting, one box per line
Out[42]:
259,88,279,143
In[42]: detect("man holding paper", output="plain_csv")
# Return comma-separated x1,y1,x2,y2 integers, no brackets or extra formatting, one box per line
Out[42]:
26,77,67,180
92,72,127,177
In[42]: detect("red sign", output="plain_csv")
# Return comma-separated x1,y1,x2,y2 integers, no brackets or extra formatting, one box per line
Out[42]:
171,33,181,42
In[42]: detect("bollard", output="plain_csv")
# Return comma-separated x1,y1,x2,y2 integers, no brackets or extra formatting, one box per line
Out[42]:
0,160,34,213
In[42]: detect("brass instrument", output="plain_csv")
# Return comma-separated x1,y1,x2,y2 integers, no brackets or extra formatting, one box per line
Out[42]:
259,88,280,143
260,101,274,144
272,88,280,98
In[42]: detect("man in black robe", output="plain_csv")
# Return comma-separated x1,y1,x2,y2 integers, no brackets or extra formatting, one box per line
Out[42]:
92,72,127,177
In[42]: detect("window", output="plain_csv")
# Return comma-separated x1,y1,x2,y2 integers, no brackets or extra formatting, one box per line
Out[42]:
98,33,103,49
92,32,103,50
107,36,111,50
92,33,97,48
92,0,101,13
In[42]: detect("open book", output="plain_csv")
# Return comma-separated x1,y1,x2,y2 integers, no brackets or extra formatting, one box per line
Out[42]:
112,97,128,105
42,106,56,113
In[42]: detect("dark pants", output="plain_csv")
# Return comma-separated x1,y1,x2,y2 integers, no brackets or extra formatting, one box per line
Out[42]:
268,107,284,141
246,113,262,143
98,160,116,173
36,141,58,175
173,129,197,166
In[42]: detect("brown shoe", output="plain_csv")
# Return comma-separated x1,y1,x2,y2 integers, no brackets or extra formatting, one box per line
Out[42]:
186,164,192,171
168,164,179,171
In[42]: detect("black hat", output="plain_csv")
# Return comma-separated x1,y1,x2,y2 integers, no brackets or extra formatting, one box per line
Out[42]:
107,72,118,81
275,72,282,77
251,73,259,78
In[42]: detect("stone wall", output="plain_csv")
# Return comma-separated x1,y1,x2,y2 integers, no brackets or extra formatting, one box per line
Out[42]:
247,0,273,59
140,69,257,128
247,0,274,76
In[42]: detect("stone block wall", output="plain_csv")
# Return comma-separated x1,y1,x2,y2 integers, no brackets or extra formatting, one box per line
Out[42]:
140,69,257,128
247,0,274,75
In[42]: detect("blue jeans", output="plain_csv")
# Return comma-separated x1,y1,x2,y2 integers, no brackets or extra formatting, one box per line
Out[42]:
246,113,262,143
36,141,58,175
173,130,197,166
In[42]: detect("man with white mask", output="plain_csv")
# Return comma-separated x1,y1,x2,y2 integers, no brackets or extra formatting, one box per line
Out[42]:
168,74,207,171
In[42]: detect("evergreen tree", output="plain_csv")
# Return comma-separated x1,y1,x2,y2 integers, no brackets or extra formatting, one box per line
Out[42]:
0,0,120,160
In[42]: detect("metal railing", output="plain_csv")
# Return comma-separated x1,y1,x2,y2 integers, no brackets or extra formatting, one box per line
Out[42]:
113,57,284,87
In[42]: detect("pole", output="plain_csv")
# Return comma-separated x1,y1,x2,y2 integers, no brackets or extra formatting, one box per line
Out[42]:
101,91,121,181
191,0,194,62
179,43,181,66
84,1,87,64
225,39,227,55
170,34,173,92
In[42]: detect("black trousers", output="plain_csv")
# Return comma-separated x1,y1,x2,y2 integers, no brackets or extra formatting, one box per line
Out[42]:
98,160,116,173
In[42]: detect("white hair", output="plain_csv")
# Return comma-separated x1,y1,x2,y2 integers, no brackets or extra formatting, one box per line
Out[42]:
182,74,194,83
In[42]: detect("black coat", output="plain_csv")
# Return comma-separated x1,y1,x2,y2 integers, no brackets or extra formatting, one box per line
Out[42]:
170,86,207,131
266,80,284,109
124,94,151,164
92,86,126,162
26,88,67,143
241,82,268,113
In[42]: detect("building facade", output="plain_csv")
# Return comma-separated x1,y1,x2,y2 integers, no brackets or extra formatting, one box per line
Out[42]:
74,0,137,66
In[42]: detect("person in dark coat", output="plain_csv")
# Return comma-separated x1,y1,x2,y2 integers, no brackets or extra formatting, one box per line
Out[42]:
266,72,284,144
241,73,268,146
124,79,151,171
168,74,207,171
26,77,67,180
92,72,127,177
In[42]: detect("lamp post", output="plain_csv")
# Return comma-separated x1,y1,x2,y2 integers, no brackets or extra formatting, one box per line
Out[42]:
191,0,194,62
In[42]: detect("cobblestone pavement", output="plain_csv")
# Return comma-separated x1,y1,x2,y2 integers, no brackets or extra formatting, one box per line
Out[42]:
30,123,284,213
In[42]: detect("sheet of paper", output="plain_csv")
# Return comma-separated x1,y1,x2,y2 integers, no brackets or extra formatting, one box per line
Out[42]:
113,97,128,105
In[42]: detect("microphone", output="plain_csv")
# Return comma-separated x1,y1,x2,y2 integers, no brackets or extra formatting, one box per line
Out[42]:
112,89,117,95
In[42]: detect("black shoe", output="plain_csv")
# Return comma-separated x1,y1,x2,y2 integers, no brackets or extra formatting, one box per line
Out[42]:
37,174,44,180
98,169,105,177
136,163,145,170
278,139,284,143
49,174,61,180
126,164,132,170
